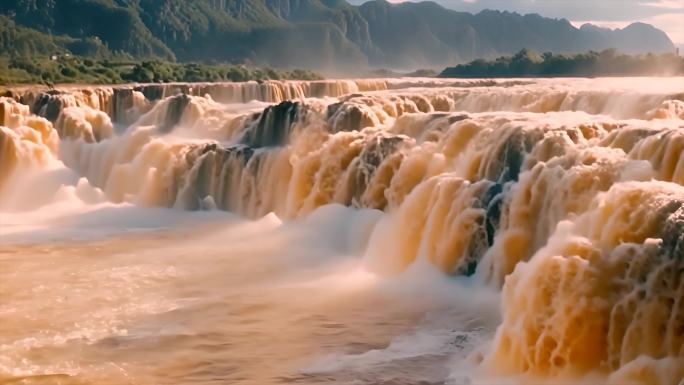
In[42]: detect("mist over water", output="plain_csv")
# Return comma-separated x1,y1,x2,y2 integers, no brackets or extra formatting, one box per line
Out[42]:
1,77,683,385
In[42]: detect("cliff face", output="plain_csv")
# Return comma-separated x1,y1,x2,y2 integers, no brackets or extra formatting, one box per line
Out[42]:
0,0,675,71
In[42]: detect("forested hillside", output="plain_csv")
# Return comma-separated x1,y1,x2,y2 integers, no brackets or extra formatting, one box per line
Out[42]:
0,0,676,72
440,49,684,78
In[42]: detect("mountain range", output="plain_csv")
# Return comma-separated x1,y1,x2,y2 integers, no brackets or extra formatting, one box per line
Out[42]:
0,0,676,72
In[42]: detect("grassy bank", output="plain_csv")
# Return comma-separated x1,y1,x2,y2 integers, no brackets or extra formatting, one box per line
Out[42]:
0,56,323,85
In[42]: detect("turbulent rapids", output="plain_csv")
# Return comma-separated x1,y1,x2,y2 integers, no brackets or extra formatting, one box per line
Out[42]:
1,77,683,385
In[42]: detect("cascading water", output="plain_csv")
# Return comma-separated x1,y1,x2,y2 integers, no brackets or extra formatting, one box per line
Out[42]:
1,77,682,385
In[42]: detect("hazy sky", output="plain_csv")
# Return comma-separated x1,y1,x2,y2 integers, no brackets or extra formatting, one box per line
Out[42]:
348,0,684,45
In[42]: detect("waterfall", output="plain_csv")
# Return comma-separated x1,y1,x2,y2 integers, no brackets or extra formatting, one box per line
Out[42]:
1,77,683,385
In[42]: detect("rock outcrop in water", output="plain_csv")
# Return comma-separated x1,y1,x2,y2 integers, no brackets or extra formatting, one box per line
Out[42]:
1,77,683,385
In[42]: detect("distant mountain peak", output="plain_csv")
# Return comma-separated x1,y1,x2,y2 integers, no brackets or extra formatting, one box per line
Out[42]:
623,21,659,31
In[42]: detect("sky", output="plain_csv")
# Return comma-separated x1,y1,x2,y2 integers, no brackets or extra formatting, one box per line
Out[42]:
348,0,684,46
